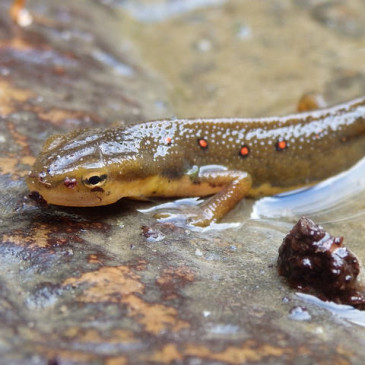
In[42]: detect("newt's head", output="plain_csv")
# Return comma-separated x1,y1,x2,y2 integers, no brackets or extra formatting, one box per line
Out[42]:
27,128,140,207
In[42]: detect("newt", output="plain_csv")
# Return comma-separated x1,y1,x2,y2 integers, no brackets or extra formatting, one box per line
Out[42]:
27,97,365,226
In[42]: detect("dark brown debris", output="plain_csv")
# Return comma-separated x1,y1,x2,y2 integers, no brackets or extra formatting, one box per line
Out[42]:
278,216,365,308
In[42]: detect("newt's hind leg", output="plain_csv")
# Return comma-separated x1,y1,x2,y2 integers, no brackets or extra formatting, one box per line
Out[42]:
189,169,252,227
297,92,326,112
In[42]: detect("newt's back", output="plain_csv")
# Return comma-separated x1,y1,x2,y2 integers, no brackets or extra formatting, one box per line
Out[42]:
133,97,365,189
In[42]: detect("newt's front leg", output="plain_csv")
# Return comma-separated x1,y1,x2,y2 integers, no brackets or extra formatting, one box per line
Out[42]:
188,168,252,227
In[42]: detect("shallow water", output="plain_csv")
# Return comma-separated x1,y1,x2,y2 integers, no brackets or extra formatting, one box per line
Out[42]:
252,156,365,221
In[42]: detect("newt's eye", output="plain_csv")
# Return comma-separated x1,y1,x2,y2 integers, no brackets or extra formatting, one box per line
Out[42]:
83,173,107,188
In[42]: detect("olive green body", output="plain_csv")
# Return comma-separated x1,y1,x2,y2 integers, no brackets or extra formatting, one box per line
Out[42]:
27,97,365,225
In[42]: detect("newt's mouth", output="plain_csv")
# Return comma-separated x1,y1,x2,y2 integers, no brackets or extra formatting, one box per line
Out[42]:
29,191,48,207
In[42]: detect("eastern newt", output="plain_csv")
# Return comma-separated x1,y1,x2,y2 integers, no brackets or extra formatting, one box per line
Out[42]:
27,97,365,226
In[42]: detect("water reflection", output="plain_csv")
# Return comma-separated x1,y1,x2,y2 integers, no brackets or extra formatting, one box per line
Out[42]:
297,293,365,327
252,156,365,223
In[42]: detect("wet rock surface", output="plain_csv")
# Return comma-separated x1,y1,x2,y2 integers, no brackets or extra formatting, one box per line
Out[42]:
0,0,365,364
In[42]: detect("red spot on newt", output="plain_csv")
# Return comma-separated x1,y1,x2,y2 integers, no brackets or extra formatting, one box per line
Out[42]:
276,140,288,151
239,145,250,158
64,177,77,188
198,138,208,149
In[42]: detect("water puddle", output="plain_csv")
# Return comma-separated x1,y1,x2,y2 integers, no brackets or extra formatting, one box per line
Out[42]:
252,156,365,222
297,292,365,327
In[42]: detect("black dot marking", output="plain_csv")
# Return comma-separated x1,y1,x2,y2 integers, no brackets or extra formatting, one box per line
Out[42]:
91,187,104,193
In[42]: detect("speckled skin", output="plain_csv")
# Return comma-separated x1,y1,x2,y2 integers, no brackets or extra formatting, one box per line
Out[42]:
27,97,365,225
